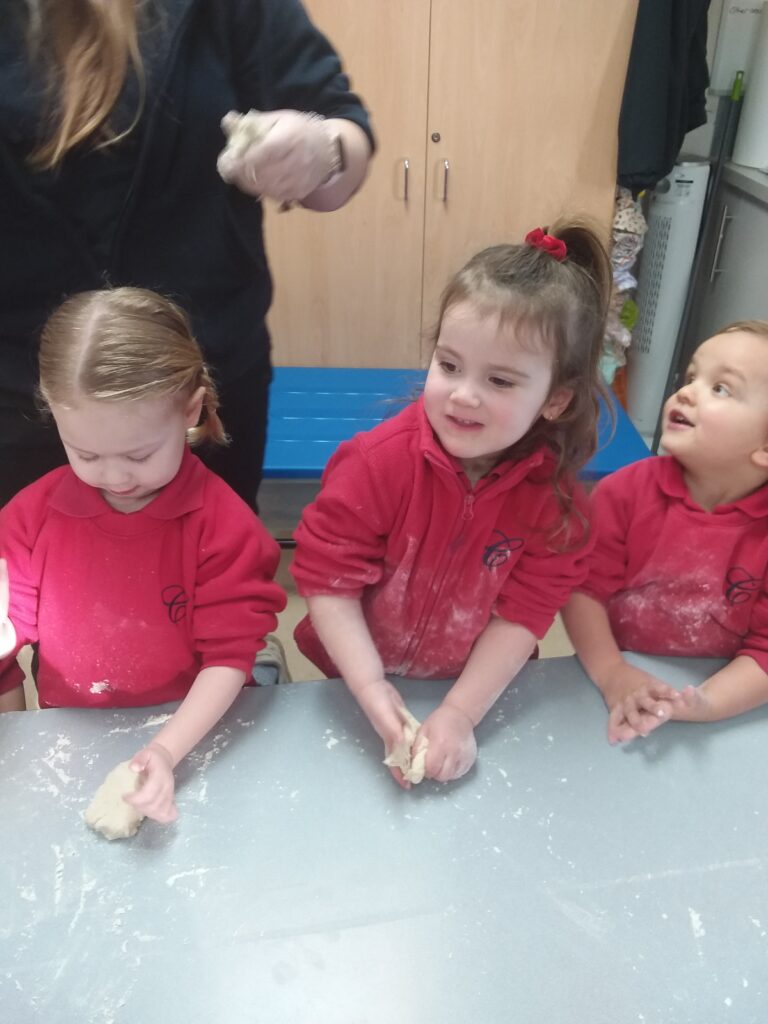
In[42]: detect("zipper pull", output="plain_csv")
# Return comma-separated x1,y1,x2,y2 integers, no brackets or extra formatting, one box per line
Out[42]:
462,494,475,521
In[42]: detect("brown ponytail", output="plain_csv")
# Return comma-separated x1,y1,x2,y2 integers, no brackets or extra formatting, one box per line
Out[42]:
428,220,612,547
27,0,143,169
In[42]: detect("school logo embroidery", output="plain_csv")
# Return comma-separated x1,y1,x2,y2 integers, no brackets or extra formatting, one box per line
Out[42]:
161,584,189,623
724,566,762,606
483,530,523,569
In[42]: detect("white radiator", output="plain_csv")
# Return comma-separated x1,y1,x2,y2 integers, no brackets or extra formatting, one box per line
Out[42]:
627,162,710,443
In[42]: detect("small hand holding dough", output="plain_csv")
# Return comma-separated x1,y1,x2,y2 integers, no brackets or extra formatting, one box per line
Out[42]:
383,706,429,785
84,761,145,840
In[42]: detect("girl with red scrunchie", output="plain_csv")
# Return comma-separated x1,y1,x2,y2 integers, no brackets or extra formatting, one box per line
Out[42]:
291,222,613,788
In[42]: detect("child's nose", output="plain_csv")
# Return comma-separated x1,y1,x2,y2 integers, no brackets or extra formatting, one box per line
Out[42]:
101,463,132,488
450,382,480,406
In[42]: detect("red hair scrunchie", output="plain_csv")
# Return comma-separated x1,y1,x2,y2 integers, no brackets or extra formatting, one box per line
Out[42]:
524,227,567,262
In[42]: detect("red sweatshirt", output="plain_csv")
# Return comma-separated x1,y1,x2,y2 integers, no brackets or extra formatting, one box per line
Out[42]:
579,456,768,670
291,400,591,679
0,449,285,707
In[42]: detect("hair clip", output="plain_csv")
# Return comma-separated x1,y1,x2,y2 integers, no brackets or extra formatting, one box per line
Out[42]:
525,228,567,262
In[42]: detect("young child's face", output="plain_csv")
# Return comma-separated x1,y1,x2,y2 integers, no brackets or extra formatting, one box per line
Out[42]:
51,392,202,512
662,330,768,473
423,301,570,479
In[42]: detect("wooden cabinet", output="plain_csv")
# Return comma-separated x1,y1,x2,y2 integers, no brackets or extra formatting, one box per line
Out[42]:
265,0,638,368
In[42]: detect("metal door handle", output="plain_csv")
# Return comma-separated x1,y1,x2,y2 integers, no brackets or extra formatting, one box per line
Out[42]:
709,203,733,283
442,159,450,202
403,158,409,202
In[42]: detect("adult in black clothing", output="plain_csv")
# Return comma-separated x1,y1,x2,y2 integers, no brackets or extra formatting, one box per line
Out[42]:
0,0,374,509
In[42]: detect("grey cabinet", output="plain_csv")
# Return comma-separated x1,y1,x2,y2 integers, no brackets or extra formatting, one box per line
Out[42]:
685,164,768,352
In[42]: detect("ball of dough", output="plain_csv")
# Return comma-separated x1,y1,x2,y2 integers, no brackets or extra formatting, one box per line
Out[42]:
84,760,145,841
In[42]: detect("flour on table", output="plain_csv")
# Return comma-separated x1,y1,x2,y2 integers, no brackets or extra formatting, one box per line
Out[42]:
383,707,428,784
84,761,145,841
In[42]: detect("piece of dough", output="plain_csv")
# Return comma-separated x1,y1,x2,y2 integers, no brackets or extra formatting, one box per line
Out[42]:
383,706,429,784
84,761,145,840
220,109,273,160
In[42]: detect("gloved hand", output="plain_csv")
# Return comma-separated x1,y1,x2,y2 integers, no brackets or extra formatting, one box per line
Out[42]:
217,109,339,203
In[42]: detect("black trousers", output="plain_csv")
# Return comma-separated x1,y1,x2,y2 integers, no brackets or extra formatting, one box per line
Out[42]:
0,364,272,512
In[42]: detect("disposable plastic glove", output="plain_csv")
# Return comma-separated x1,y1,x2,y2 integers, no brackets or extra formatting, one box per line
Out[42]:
217,109,339,203
126,741,178,824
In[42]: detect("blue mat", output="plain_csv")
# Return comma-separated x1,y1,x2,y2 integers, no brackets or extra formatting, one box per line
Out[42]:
264,367,649,481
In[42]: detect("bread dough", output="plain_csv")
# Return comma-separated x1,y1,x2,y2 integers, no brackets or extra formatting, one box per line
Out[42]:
84,761,145,840
383,707,429,784
219,109,273,160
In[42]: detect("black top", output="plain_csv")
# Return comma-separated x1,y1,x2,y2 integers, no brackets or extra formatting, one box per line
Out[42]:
617,0,710,192
0,0,374,405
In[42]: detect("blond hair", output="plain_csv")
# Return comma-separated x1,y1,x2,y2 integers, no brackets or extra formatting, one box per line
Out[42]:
38,287,228,447
720,319,768,341
26,0,143,169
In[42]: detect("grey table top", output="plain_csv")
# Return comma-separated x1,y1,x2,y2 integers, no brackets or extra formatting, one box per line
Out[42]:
2,654,767,1024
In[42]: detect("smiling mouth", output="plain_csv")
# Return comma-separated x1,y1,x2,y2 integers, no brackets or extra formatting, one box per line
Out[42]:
668,409,693,427
448,414,482,428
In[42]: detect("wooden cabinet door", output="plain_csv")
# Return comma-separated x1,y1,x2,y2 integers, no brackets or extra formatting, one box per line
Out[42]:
264,0,431,368
421,0,638,360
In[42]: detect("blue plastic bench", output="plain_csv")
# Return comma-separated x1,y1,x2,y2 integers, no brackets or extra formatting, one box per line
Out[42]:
263,367,649,481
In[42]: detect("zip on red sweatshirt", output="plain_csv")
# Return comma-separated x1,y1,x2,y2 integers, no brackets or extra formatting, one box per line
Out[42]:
292,400,592,679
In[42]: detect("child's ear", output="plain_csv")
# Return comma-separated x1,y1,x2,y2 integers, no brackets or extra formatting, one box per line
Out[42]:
541,387,574,422
750,443,768,471
185,386,206,428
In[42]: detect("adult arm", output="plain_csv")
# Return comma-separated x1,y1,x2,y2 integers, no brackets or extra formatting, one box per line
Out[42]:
222,0,374,207
300,117,371,210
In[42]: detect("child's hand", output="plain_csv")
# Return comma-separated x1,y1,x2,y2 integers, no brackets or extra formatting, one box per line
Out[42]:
354,679,412,789
604,664,683,744
0,558,17,658
126,741,178,824
663,684,711,722
419,703,477,783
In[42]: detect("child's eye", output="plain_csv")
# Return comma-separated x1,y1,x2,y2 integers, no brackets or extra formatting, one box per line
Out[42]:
712,382,731,397
77,454,98,463
126,454,152,463
489,376,515,389
439,359,458,374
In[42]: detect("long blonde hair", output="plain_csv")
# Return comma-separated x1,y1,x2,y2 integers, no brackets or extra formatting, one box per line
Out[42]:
38,287,228,447
26,0,143,169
